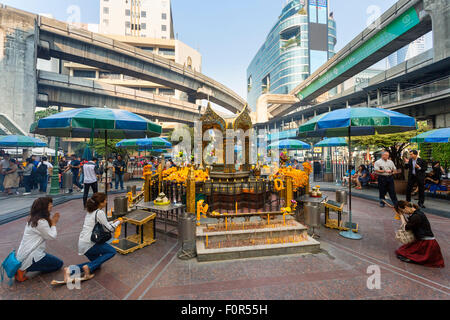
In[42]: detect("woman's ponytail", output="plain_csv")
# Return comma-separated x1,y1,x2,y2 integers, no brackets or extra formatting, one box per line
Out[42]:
86,192,107,213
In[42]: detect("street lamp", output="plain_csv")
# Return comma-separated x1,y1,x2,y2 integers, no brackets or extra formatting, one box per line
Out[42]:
49,106,61,195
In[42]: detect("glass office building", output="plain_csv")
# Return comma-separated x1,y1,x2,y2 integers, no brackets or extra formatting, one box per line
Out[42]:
247,0,336,111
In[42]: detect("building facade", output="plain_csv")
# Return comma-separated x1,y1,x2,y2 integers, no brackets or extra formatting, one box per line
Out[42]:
247,0,336,111
99,0,174,39
386,36,426,69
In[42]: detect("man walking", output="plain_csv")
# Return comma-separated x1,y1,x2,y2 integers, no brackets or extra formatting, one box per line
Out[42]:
374,151,398,207
36,156,53,193
405,150,427,208
113,155,126,190
66,154,82,193
82,157,99,208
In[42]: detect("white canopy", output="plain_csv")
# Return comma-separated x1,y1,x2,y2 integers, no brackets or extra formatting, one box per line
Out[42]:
5,147,64,156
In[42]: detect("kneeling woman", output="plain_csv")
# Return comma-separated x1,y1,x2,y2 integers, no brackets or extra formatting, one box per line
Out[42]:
69,193,122,280
16,197,63,282
395,201,444,268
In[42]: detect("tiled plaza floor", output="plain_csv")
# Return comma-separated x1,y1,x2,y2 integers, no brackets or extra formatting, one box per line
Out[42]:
0,192,448,300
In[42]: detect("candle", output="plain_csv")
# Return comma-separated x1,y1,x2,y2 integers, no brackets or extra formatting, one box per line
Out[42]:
225,217,228,230
235,202,238,215
267,214,270,225
205,234,208,248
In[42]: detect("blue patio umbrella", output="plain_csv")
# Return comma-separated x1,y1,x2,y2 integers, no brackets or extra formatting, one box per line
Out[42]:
410,127,450,143
299,107,417,240
267,139,311,150
31,107,162,212
314,137,348,147
116,137,171,149
0,135,47,148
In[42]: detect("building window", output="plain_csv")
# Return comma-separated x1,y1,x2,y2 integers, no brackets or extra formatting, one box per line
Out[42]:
247,76,253,92
162,13,167,20
159,48,175,56
125,9,130,16
103,7,109,14
141,23,146,30
103,19,109,26
161,25,167,31
125,21,131,28
159,88,175,96
73,70,96,78
141,11,146,18
262,74,270,93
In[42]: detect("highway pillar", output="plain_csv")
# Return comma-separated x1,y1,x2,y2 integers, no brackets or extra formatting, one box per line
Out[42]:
0,8,38,135
424,0,450,62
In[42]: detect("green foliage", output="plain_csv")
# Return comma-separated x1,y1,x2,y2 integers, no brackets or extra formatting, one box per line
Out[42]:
430,143,450,169
91,138,129,158
34,107,58,121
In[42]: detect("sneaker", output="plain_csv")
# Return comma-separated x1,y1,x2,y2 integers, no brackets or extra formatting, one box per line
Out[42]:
23,192,31,195
379,202,385,208
418,203,426,209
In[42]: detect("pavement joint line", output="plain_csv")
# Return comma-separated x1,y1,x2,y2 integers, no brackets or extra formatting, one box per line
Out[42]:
324,240,450,295
138,246,179,300
122,241,178,300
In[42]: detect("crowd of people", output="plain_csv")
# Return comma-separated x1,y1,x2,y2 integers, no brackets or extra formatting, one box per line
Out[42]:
0,151,170,198
340,150,447,209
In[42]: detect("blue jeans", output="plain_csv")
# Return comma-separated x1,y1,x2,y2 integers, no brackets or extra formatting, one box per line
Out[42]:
76,243,116,274
39,175,48,193
115,173,124,190
23,175,32,192
27,253,63,273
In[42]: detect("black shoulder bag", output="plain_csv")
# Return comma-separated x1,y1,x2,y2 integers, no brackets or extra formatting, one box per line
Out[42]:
90,210,112,244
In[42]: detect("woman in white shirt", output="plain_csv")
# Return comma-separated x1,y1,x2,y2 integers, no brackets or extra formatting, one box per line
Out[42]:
15,197,63,282
67,192,122,280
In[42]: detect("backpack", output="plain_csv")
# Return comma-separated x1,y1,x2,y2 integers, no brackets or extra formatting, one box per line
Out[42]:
36,162,48,177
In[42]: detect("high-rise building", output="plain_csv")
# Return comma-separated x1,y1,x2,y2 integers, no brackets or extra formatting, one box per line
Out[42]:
386,36,425,69
247,0,336,111
99,0,174,39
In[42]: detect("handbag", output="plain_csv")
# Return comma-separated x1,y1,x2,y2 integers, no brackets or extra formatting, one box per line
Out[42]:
1,250,22,286
395,223,415,245
90,210,112,244
1,239,43,286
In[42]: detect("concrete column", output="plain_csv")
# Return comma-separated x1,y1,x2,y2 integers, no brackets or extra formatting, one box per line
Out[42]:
346,101,350,108
367,94,370,107
377,89,381,106
424,0,450,62
397,83,401,102
0,8,38,135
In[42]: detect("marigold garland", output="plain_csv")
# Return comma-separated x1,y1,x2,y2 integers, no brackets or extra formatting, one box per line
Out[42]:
162,167,209,185
271,167,309,191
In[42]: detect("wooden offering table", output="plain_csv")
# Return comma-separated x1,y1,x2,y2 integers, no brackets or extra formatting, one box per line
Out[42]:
111,209,156,255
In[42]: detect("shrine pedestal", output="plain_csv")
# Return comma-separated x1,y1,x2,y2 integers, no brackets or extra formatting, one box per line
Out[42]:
196,219,320,262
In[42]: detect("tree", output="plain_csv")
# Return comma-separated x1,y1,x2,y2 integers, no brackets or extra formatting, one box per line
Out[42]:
352,121,429,179
35,107,58,121
430,143,450,169
91,138,130,159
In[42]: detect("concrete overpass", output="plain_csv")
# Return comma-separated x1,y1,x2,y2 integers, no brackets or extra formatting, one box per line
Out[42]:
268,0,448,118
37,71,200,125
0,5,246,134
256,49,450,130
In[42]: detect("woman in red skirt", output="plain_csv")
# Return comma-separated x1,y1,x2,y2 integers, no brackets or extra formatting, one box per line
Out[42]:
394,201,444,268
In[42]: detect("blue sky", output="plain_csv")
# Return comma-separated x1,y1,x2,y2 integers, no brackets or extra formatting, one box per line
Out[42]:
2,0,412,101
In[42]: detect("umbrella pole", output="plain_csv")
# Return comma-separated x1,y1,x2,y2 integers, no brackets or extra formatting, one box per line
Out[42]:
340,126,362,240
105,131,108,214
